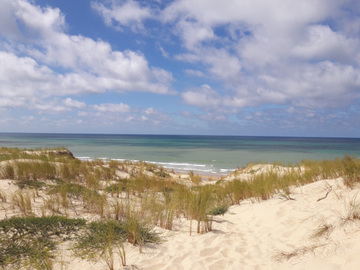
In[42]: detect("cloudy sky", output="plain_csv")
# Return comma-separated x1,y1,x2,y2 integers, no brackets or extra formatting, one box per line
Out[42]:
1,0,360,137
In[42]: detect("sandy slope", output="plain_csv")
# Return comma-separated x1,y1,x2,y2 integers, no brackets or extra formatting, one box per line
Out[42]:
1,176,360,269
116,178,360,270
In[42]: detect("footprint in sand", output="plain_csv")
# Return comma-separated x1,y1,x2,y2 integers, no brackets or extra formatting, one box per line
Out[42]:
200,247,219,257
208,259,229,270
203,234,218,246
172,251,192,266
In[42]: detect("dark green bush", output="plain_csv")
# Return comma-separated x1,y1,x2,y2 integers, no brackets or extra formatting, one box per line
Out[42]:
208,205,229,216
0,216,86,269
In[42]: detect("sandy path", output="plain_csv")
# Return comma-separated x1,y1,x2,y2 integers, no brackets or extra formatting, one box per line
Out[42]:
123,179,360,270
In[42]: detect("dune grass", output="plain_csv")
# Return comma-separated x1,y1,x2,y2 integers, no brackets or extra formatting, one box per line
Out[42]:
0,147,360,268
72,218,162,269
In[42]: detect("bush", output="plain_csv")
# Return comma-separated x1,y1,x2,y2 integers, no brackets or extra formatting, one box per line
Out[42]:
0,216,85,269
208,205,229,216
72,219,162,269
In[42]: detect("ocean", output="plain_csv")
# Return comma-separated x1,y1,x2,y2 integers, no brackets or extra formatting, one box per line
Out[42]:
1,133,360,175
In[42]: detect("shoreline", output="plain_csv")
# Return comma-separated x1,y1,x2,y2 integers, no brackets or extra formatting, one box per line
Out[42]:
77,156,235,180
2,133,359,176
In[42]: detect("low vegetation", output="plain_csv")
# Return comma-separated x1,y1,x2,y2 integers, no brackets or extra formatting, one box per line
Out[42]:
0,147,360,268
0,216,86,269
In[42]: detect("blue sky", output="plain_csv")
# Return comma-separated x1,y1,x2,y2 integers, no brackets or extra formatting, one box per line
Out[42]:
1,0,360,137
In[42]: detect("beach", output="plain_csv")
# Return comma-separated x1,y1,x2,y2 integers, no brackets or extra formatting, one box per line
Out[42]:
1,133,360,175
1,147,360,269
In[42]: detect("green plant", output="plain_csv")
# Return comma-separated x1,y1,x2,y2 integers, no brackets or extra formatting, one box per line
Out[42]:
12,191,33,216
182,186,215,235
15,179,46,190
72,220,127,270
122,214,162,251
189,171,201,185
0,216,85,269
342,155,360,188
208,204,229,216
106,180,128,197
112,201,126,220
2,163,15,179
72,218,161,268
15,161,57,181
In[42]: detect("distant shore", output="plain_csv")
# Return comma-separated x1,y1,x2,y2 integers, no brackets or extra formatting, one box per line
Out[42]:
2,133,360,176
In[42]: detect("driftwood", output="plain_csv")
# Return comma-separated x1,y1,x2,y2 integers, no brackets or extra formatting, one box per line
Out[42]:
317,186,332,202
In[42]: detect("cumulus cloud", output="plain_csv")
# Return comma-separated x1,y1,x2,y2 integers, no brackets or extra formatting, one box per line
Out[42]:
140,107,171,125
291,24,359,63
166,0,360,112
2,0,360,134
97,0,359,113
182,85,220,108
91,0,152,31
94,103,131,113
0,0,173,114
63,98,86,109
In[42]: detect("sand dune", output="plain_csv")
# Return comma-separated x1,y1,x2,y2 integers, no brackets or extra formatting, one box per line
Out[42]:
116,178,360,270
22,178,357,270
1,155,360,269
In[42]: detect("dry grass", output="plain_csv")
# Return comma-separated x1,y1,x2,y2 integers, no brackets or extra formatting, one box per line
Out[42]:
340,195,360,225
274,244,325,262
1,147,360,268
12,191,33,216
311,222,334,238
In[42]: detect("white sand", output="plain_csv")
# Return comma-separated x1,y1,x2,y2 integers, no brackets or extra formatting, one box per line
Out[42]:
1,176,360,269
117,178,360,270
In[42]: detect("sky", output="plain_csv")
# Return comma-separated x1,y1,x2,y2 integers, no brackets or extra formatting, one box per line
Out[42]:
0,0,360,137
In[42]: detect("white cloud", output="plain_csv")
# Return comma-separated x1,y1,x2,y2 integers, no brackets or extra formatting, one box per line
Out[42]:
142,107,171,124
166,0,360,113
291,24,359,63
1,0,360,135
0,0,176,123
176,20,214,50
91,0,152,31
63,98,86,109
0,0,174,104
182,85,220,108
35,103,69,113
157,42,170,58
94,103,131,113
0,52,53,96
89,0,360,114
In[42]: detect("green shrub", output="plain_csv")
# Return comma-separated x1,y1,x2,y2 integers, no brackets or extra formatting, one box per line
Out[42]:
0,216,85,269
72,218,162,269
208,205,229,216
72,222,123,269
15,180,46,190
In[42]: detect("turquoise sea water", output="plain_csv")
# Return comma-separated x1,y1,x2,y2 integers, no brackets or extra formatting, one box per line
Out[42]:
1,133,360,175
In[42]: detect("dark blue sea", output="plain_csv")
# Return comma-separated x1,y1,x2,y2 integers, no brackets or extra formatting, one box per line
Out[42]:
0,133,359,175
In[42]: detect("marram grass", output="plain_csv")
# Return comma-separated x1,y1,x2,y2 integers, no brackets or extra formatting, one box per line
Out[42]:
0,147,360,268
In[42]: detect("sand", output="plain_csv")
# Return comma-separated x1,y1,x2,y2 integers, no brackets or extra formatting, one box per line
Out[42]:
1,163,360,269
120,178,360,270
